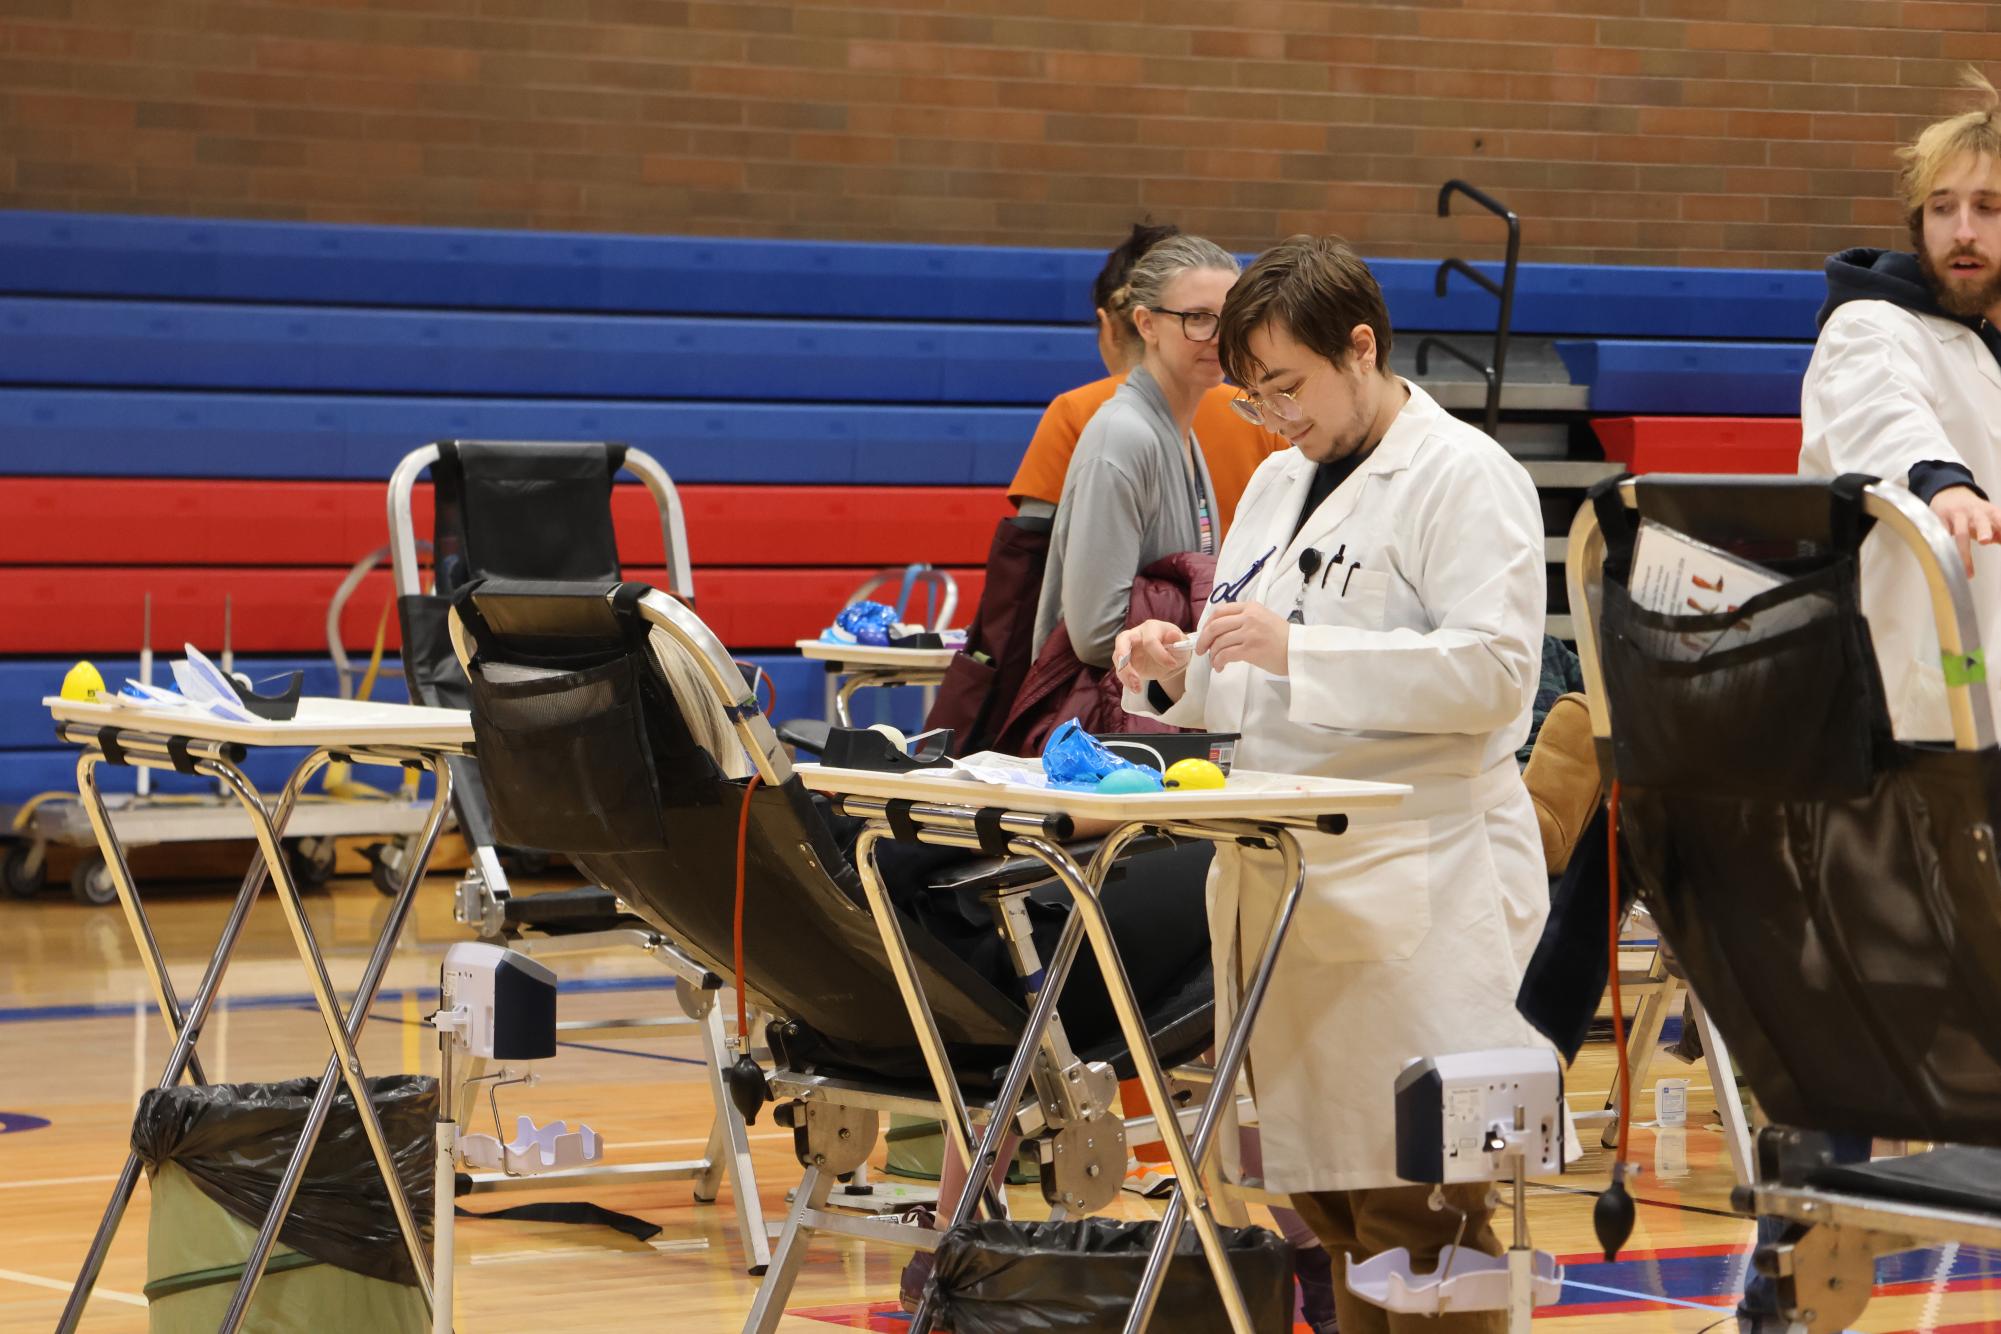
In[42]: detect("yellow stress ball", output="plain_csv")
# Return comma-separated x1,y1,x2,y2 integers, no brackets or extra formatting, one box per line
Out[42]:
1163,758,1226,790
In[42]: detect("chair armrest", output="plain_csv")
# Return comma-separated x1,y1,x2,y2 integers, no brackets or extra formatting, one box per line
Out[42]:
778,718,831,756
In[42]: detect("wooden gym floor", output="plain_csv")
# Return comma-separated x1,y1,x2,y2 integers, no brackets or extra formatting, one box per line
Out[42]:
1,860,1997,1333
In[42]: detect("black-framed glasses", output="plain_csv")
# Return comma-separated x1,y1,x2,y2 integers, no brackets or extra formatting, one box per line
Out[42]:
1148,306,1221,342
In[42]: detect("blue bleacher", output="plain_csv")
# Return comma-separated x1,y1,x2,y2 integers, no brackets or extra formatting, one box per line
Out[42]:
0,210,1101,322
0,390,1038,482
1554,340,1817,416
0,210,1824,339
0,299,1102,403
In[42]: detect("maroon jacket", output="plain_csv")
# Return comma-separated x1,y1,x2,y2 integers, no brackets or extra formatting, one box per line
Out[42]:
991,552,1216,757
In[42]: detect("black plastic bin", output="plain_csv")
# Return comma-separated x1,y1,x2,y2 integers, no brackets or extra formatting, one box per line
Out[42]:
927,1217,1294,1333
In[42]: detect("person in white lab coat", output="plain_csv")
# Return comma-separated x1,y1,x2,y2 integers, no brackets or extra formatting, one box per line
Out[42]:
1116,235,1548,1334
1749,71,2001,1334
1799,70,2001,741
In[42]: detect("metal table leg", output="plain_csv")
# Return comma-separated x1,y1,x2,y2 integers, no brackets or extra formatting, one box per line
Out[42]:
56,748,319,1333
850,812,1305,1334
214,749,453,1333
835,673,869,727
848,827,1004,1223
1113,831,1306,1334
903,825,1148,1334
76,751,207,1087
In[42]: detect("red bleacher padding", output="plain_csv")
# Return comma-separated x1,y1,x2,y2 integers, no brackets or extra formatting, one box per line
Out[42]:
0,566,986,653
0,480,1011,568
1592,417,1803,476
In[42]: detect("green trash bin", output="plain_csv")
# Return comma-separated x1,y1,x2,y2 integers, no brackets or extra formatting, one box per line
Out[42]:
133,1075,434,1334
884,1114,1038,1185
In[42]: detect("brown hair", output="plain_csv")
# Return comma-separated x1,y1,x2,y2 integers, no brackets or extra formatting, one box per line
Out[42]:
1900,68,2001,240
1217,234,1395,388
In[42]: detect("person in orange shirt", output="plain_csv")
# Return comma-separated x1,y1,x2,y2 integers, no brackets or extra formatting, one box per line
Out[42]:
1009,222,1288,539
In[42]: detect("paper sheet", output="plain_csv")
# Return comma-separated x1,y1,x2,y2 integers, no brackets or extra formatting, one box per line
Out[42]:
1628,522,1814,661
946,751,1050,788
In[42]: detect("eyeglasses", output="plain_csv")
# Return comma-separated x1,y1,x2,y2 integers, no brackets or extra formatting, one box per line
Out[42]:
1148,306,1220,342
1230,386,1305,426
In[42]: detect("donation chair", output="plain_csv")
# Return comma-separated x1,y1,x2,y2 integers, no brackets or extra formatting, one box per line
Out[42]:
387,440,769,1270
443,575,1221,1333
1568,472,2001,1333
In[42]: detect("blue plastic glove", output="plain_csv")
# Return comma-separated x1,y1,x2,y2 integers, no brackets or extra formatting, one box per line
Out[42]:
831,600,900,647
1041,718,1163,792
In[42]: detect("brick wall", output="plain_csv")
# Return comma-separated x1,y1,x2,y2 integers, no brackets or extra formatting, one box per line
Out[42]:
2,0,1995,267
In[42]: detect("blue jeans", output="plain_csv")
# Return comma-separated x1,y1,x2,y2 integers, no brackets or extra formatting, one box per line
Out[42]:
1737,1134,1872,1324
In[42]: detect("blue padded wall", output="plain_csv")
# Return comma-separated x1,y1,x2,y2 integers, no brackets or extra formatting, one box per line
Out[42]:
0,299,1101,404
1555,340,1815,415
0,391,1040,483
0,210,1824,340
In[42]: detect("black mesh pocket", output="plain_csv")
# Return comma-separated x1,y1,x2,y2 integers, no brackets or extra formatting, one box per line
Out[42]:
1602,559,1887,800
465,654,669,853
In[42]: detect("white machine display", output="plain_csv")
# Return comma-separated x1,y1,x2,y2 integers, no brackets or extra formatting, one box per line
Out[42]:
430,941,603,1334
1345,1048,1566,1333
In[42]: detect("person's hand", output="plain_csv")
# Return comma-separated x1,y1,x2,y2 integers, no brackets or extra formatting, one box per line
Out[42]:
1198,602,1291,676
1114,619,1191,693
1932,486,2001,578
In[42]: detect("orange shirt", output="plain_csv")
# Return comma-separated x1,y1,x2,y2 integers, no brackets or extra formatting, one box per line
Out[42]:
1007,375,1287,539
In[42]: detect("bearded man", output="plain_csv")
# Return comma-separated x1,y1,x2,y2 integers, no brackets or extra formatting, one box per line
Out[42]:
1800,69,2001,740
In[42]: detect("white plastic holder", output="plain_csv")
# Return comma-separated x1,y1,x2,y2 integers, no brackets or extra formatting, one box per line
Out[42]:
1345,1244,1562,1315
1345,1158,1563,1334
459,1115,605,1176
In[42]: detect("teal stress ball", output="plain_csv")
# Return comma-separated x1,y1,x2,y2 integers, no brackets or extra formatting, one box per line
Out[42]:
1095,768,1162,794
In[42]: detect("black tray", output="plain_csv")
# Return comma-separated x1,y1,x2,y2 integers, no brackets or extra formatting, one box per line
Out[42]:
1093,731,1239,774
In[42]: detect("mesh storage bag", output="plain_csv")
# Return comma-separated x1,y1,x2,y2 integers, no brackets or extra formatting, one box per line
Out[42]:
1593,475,2001,1143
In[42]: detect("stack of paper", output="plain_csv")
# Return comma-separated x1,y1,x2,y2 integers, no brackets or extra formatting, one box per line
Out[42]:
1628,522,1821,661
118,645,258,722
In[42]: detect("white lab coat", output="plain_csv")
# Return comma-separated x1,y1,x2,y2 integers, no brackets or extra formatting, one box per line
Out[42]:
1124,381,1550,1192
1799,300,2001,740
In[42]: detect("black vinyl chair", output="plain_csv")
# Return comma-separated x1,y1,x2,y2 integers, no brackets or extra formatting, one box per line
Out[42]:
1567,473,2001,1333
445,576,1220,1332
387,441,772,1269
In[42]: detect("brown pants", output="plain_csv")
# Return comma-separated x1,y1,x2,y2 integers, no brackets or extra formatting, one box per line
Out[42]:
1290,1183,1505,1334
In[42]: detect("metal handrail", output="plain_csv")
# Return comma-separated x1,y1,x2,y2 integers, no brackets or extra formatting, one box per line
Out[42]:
1414,179,1521,438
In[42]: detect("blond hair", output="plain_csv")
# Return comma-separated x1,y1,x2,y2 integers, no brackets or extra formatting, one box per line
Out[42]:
1899,68,2001,217
1117,235,1240,323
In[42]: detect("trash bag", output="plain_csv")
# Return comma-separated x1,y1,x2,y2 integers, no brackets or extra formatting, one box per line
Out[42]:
143,1161,426,1334
131,1074,436,1287
929,1217,1294,1333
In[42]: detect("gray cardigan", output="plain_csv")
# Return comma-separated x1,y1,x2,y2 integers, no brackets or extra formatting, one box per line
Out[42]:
1032,366,1216,668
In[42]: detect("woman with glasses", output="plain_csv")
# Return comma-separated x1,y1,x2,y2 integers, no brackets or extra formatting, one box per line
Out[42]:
1031,234,1243,670
1009,222,1284,538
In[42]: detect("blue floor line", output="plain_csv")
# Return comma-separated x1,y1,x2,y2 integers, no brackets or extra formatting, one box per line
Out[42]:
359,1005,709,1068
0,971,677,1025
1560,1278,1735,1313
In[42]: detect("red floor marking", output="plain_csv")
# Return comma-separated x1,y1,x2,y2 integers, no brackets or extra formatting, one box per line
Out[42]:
1556,1241,1747,1264
1878,1276,2001,1300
